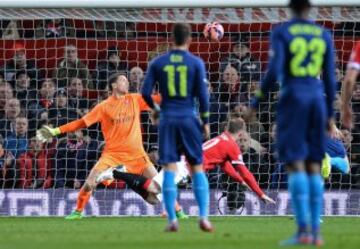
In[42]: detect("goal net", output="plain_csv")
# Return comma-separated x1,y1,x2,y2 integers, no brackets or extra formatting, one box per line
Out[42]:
0,5,359,216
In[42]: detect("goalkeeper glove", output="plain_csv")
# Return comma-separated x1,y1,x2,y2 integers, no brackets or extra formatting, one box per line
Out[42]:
36,125,61,143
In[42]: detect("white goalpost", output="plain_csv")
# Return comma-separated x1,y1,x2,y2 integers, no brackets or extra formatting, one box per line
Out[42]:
0,0,359,216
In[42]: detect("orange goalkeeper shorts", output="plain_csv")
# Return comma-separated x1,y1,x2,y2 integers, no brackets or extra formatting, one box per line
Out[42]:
93,154,153,175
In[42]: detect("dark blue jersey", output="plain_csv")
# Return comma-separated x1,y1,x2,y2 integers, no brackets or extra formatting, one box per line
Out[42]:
141,49,209,124
252,18,336,119
325,136,346,158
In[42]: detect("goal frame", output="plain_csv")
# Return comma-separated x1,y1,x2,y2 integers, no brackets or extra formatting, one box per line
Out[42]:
0,0,359,8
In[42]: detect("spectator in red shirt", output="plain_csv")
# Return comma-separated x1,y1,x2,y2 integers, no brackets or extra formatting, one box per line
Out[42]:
17,136,55,189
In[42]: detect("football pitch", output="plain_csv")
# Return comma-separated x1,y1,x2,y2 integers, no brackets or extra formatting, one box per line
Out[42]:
0,217,359,249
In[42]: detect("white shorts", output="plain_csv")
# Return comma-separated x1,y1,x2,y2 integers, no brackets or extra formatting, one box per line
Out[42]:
152,157,190,202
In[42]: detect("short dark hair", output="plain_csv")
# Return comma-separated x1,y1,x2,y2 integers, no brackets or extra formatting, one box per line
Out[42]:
172,23,191,46
15,70,28,80
108,72,127,91
289,0,311,15
227,118,245,134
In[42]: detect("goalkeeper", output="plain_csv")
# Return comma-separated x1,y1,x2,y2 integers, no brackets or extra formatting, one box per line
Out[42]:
37,73,187,219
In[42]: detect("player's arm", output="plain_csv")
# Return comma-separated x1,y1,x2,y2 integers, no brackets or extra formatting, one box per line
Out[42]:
226,144,275,204
196,59,210,139
138,94,162,112
250,29,284,109
220,161,245,185
322,30,337,131
36,103,102,142
341,42,360,129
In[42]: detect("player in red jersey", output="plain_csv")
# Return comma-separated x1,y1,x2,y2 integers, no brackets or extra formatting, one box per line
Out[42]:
341,41,360,129
202,118,275,204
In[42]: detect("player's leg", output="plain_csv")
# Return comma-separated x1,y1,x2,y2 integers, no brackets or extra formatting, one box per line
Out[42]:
65,162,104,220
180,116,213,232
306,99,327,246
95,159,161,204
277,93,311,245
306,161,324,246
151,166,189,219
158,118,180,231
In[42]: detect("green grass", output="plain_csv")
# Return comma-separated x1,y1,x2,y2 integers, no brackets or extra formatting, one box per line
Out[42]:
0,217,359,249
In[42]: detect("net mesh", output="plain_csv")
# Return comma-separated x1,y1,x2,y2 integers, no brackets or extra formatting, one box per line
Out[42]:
0,7,359,216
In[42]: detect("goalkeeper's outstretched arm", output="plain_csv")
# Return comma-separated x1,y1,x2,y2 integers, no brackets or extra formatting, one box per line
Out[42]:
37,101,103,142
36,119,87,142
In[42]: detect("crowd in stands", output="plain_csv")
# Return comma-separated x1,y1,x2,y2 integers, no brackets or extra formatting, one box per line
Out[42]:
0,20,359,191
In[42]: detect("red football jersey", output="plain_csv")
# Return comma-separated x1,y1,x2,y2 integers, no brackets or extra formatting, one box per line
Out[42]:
348,41,360,70
202,132,244,171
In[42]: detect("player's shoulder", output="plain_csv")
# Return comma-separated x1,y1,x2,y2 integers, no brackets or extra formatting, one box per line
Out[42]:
271,23,284,34
88,97,108,112
185,53,205,69
97,96,113,107
127,93,142,101
319,25,332,39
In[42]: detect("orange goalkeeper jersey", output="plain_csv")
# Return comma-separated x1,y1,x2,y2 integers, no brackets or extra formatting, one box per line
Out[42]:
82,93,160,161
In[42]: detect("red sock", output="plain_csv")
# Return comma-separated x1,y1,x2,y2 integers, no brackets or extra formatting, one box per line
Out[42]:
237,165,264,197
75,188,92,212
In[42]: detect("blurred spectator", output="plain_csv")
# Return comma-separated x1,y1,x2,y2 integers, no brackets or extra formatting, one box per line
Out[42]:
232,104,266,143
148,145,159,168
28,78,56,124
208,82,228,136
214,65,248,107
335,67,344,92
44,19,75,38
34,20,45,38
94,21,107,38
0,135,16,188
0,43,43,89
53,44,93,89
129,66,144,93
13,71,37,109
0,72,5,83
0,82,14,119
220,36,261,83
4,116,28,159
67,77,91,117
54,130,98,188
94,46,127,90
1,20,21,39
17,137,55,189
105,22,136,39
237,131,269,188
341,129,352,151
49,88,78,127
0,98,21,137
